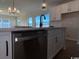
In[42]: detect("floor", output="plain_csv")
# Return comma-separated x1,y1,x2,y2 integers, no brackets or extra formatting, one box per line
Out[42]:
53,40,79,59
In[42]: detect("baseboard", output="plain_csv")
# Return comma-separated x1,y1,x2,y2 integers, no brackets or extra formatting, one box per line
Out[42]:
66,38,79,45
65,37,77,41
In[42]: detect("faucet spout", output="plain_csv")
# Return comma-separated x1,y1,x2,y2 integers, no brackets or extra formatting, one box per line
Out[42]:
40,14,46,27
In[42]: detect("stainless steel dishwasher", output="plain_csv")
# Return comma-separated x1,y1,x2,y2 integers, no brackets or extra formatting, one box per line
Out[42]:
12,30,47,59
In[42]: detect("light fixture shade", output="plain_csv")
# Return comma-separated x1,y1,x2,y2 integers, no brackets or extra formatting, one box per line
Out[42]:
8,7,11,12
42,3,47,7
41,3,47,11
41,0,47,11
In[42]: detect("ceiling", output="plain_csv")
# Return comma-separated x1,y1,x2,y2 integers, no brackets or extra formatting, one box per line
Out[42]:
0,0,74,16
48,0,74,5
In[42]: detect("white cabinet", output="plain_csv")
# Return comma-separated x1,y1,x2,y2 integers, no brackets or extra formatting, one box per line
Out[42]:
55,28,65,54
61,3,68,13
47,28,65,59
74,1,79,11
67,1,79,13
47,30,56,59
61,0,79,13
52,0,79,19
0,32,12,59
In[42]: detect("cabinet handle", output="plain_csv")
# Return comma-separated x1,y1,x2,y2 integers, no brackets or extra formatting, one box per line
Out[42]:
55,37,58,43
6,40,8,56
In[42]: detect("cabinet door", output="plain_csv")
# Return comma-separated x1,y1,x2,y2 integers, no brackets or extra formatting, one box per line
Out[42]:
60,29,65,48
61,3,68,13
67,1,79,13
72,1,79,12
47,30,56,59
55,28,65,52
61,0,79,13
0,32,12,59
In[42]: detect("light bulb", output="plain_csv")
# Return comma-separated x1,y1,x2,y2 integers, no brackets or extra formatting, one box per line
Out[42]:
42,3,47,7
16,10,20,13
41,2,47,11
14,8,16,11
8,7,11,12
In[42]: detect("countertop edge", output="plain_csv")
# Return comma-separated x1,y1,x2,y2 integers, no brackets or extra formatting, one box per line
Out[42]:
0,27,65,32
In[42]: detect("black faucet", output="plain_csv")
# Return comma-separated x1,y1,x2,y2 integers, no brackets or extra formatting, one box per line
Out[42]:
40,14,46,27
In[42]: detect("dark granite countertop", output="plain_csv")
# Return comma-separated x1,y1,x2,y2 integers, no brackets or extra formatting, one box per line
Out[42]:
0,27,50,32
0,26,65,32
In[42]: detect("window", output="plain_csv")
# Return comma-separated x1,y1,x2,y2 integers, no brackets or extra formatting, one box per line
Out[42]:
27,17,33,27
42,14,50,27
0,20,2,28
16,19,21,26
0,19,11,28
35,14,50,28
35,16,40,28
0,16,12,28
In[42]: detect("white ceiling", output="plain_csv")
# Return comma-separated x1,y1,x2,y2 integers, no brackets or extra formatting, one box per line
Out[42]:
47,0,75,6
0,0,74,15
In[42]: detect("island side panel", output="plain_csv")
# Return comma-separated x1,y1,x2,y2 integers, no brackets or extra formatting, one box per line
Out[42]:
0,32,12,59
47,28,65,59
47,29,56,59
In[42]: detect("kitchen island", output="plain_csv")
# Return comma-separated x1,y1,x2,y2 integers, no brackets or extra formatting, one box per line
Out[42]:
0,27,65,59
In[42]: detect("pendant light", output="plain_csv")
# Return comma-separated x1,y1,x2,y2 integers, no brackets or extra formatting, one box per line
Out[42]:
41,0,47,11
8,0,20,15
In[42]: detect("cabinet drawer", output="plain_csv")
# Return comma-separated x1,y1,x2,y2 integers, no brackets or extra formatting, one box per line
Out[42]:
48,37,56,59
48,30,56,37
0,32,10,36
